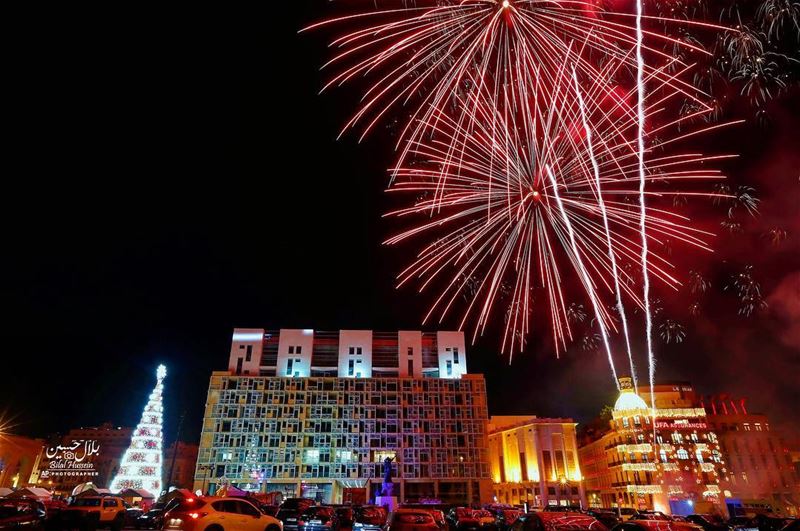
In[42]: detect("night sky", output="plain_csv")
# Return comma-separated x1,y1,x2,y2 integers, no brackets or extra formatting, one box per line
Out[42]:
2,3,798,445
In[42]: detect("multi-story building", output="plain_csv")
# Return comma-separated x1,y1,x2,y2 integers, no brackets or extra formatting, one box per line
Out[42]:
194,328,492,504
488,416,585,508
165,442,199,490
579,378,725,516
0,434,45,488
702,395,800,517
36,423,133,495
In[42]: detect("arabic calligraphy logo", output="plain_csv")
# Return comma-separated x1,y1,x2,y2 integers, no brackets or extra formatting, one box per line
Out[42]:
46,440,102,477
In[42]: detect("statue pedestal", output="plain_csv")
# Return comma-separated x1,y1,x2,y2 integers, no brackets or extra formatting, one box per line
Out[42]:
375,496,398,513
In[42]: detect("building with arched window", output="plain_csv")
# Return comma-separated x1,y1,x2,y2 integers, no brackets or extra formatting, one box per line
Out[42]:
578,378,725,516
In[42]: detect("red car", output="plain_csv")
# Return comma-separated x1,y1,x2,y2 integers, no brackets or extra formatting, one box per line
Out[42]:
510,511,608,531
0,498,47,530
611,513,703,531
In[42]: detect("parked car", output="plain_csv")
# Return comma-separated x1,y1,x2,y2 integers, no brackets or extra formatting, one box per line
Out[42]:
299,506,340,531
686,514,730,531
352,505,388,531
586,510,621,530
780,520,798,531
728,517,758,531
277,498,317,531
543,507,585,514
59,496,126,531
426,509,447,531
386,509,441,531
510,512,607,531
447,508,499,531
0,498,46,530
162,496,282,531
755,516,796,531
498,509,523,531
611,514,703,531
136,503,166,529
260,505,281,517
43,498,68,522
125,507,144,527
616,510,637,522
335,507,354,528
630,512,672,522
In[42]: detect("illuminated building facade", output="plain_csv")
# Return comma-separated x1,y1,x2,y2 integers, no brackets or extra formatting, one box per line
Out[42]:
579,379,725,516
703,395,800,517
0,434,45,489
194,329,492,504
488,416,586,508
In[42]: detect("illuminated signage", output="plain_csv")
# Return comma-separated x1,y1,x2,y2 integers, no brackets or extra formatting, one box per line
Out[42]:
655,421,707,429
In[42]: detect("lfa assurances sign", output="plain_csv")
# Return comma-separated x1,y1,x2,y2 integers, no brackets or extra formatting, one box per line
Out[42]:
40,440,101,479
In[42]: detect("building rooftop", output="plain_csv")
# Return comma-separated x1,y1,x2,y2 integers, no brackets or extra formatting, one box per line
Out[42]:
613,377,650,412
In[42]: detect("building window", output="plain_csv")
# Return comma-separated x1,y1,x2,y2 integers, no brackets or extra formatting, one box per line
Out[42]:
408,359,414,377
446,360,452,376
754,423,762,431
303,449,320,464
348,360,355,376
660,449,668,463
743,423,751,431
407,347,413,356
286,359,294,376
335,450,353,463
677,449,689,460
453,348,460,364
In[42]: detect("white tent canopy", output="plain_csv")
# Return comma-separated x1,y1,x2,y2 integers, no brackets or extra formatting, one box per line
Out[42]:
7,487,53,500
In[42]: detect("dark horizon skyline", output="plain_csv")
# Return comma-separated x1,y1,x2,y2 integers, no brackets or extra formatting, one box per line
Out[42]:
1,3,798,446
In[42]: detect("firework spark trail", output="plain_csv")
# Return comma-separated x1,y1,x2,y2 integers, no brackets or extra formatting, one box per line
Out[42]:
383,56,738,356
571,68,637,391
634,0,658,429
305,0,730,186
545,164,620,388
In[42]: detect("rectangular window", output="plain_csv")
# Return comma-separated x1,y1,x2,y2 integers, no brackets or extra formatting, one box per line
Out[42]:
289,346,295,354
408,359,414,377
453,348,459,364
446,360,452,376
520,452,528,481
296,346,302,354
356,347,363,355
286,359,294,376
407,347,413,356
236,358,243,374
349,347,355,355
348,360,355,376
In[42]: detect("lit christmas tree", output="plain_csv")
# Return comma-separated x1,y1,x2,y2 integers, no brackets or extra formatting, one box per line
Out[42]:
110,364,166,494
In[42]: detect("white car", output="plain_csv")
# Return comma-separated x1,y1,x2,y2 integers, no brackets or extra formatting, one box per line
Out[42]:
164,496,283,531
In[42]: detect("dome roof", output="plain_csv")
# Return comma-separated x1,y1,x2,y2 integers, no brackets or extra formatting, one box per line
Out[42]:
614,390,649,412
